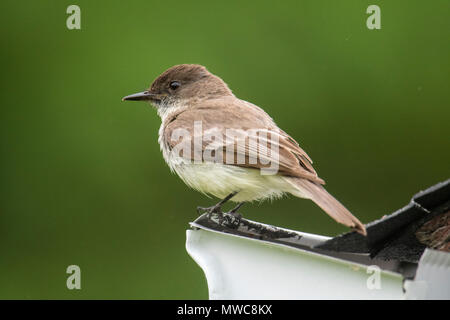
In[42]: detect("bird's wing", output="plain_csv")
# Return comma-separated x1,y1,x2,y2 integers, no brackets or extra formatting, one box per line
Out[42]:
162,97,325,184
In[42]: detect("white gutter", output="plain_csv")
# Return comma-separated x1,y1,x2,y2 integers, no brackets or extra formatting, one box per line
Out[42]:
186,223,405,300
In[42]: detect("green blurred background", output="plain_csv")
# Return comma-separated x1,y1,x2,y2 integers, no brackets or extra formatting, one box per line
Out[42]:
0,0,449,299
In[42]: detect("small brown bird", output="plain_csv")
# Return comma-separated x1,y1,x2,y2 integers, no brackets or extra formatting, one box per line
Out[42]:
123,64,366,235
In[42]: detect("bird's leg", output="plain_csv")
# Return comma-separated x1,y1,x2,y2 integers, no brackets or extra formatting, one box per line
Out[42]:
222,202,245,227
197,192,238,219
227,202,245,219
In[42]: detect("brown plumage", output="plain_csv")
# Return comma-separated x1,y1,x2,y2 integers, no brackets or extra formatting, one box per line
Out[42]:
123,64,367,235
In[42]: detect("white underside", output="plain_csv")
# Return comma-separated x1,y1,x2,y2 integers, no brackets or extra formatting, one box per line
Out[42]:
163,152,307,202
157,103,306,202
175,161,297,202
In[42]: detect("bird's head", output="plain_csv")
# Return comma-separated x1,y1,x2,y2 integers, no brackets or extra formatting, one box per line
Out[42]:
122,64,233,114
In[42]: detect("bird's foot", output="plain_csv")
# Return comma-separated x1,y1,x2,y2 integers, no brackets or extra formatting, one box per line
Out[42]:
197,204,224,222
197,192,239,223
197,205,241,227
228,202,244,218
223,202,245,228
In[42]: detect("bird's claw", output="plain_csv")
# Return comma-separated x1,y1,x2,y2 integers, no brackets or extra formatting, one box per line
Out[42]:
197,205,223,219
222,210,242,228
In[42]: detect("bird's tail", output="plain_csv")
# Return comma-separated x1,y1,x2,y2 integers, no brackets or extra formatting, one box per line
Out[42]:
285,178,367,236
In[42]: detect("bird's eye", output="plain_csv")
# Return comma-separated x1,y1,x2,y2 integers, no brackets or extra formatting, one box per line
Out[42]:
169,81,181,90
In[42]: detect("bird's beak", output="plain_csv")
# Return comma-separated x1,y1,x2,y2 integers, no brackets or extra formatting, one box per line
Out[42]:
122,91,155,101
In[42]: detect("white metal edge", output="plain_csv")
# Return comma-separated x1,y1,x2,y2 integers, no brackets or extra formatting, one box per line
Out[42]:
186,228,405,299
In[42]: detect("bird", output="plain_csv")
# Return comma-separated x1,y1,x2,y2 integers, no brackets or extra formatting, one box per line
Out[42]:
122,64,366,235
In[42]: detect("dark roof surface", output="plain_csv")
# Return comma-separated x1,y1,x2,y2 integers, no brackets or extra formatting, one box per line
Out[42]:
191,179,450,277
316,179,450,263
